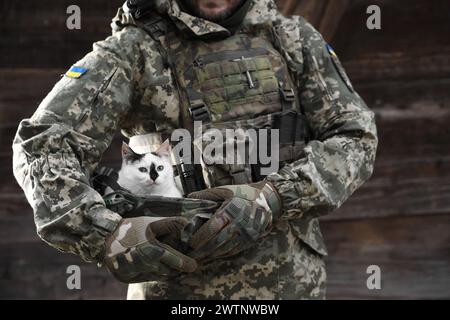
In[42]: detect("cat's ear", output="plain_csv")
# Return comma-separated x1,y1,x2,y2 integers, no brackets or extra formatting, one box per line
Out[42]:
122,142,143,163
155,139,171,158
121,142,132,157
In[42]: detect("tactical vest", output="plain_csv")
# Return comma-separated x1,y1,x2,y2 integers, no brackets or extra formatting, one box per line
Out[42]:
137,15,309,192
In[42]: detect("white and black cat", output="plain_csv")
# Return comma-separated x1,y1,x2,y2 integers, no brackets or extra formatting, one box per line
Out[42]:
117,140,182,198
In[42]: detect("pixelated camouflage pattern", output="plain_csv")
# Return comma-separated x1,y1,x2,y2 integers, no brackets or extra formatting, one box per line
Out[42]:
12,28,144,261
127,220,326,300
12,0,377,299
265,16,378,228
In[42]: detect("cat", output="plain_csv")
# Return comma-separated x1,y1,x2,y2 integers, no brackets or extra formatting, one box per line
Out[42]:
117,140,182,198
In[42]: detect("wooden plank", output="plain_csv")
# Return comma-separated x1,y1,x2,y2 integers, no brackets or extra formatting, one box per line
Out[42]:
291,0,328,27
1,0,122,31
356,79,450,108
322,214,450,299
326,173,450,221
333,0,450,60
282,0,353,42
0,70,64,134
319,0,353,42
0,241,127,299
375,106,450,160
330,0,450,85
0,69,63,104
344,52,450,84
0,0,123,68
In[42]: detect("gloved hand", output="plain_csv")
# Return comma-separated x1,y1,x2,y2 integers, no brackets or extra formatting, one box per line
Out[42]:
186,180,283,261
103,216,197,283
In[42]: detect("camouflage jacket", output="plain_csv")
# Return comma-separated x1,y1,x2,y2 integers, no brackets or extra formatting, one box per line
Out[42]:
12,0,377,262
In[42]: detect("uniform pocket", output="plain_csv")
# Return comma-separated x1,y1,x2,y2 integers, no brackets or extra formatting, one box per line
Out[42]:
311,55,334,103
75,67,119,130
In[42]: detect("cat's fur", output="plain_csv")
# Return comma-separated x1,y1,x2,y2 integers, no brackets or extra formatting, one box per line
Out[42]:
117,140,182,198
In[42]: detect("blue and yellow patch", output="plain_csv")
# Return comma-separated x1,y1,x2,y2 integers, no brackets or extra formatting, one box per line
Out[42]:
326,44,338,58
65,66,88,79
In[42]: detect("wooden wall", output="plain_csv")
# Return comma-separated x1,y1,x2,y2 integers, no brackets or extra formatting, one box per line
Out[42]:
1,0,449,299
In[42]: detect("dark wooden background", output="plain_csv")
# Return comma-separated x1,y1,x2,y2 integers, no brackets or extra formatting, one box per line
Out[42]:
1,0,449,299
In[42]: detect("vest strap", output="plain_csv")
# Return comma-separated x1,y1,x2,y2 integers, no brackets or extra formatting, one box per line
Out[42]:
138,15,166,41
136,15,171,68
229,166,253,185
91,167,124,194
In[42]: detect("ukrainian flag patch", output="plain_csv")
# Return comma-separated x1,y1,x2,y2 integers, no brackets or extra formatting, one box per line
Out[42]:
65,66,88,79
326,44,338,58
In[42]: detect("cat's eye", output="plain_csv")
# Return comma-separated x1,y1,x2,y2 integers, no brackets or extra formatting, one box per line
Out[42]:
157,165,164,171
138,167,148,173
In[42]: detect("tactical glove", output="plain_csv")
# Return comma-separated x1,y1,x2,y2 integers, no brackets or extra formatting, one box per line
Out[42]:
186,181,282,261
104,216,197,283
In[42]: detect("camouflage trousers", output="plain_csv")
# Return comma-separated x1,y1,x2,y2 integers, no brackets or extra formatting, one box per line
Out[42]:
127,221,327,300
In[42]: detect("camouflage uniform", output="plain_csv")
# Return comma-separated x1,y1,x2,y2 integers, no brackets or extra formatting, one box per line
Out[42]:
12,0,378,300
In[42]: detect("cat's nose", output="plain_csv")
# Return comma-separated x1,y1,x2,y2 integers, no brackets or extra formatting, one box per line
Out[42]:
150,171,158,182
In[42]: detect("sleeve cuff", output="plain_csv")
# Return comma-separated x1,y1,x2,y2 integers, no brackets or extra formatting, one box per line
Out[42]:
85,206,123,262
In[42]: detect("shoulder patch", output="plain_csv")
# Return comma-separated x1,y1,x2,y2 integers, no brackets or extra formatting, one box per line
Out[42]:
326,44,337,58
65,66,88,79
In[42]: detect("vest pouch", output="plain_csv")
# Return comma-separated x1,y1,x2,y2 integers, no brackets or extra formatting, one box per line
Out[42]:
179,33,294,124
193,113,281,188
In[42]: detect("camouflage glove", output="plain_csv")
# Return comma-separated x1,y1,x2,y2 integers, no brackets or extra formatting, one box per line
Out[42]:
103,216,197,283
187,181,282,261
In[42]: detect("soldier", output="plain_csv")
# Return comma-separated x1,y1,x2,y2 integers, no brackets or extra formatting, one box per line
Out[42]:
12,0,378,299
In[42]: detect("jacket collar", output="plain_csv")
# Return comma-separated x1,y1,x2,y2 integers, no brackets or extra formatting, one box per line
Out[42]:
159,0,279,37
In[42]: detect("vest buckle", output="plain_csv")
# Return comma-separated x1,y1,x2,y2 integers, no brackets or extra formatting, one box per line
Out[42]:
189,101,210,122
280,87,295,102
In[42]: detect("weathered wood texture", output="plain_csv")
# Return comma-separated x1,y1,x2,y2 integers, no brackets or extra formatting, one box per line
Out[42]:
323,214,450,299
1,0,449,299
279,0,353,42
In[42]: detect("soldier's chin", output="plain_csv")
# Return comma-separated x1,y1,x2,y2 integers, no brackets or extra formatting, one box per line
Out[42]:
197,7,231,22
